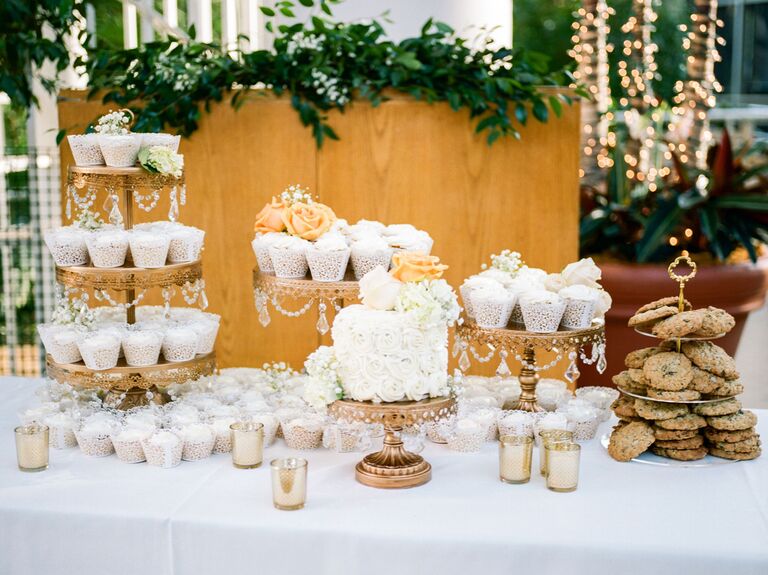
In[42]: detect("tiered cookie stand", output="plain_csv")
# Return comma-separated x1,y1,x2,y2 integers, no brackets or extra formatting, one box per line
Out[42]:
329,396,456,488
454,320,606,412
252,270,359,334
47,166,215,409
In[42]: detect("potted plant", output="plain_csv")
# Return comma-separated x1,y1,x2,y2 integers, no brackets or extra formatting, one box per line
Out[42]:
580,128,768,385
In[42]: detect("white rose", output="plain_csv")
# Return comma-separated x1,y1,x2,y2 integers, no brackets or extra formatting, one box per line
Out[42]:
595,289,613,318
561,257,602,289
544,273,567,293
377,378,406,402
374,326,401,354
359,266,403,310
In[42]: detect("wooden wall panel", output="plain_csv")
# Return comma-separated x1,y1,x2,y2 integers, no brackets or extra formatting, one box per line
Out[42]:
58,90,580,373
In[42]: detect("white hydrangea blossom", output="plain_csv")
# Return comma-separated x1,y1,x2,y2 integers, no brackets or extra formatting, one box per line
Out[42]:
302,346,343,410
394,279,460,328
74,209,104,231
139,146,184,178
94,110,132,136
480,249,523,274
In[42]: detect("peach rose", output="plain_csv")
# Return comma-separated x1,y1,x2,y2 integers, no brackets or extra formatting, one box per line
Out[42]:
282,202,336,241
390,251,448,282
254,197,286,233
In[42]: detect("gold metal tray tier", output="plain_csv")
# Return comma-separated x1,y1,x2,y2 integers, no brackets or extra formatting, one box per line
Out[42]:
329,397,456,489
456,319,606,352
252,268,360,301
45,352,216,392
56,260,202,291
69,165,184,188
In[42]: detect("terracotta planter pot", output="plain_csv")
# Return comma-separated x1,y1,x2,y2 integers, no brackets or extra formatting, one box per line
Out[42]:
580,258,768,388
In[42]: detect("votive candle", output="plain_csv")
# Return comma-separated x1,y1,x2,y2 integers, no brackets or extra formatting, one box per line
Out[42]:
271,458,308,510
499,435,533,484
15,424,50,472
230,422,264,469
546,442,581,493
539,429,574,476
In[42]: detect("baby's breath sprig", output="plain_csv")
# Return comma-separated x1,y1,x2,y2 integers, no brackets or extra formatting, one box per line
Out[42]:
480,250,524,274
280,184,314,206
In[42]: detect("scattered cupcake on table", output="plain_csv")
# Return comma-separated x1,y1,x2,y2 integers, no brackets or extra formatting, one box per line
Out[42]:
460,251,611,332
251,184,434,282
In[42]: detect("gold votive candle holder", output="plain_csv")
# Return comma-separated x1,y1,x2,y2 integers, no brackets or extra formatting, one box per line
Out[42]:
539,429,574,476
271,458,308,511
546,442,581,493
499,435,533,484
15,424,50,472
230,422,264,469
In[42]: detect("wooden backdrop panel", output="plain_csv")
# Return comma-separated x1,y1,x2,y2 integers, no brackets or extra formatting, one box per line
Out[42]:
58,90,580,373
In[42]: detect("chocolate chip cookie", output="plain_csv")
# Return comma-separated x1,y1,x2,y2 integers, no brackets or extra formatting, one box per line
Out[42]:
608,421,656,462
652,446,708,461
636,297,692,314
655,413,707,430
654,426,700,441
611,395,638,419
651,310,704,339
647,389,701,401
703,428,756,443
694,307,735,337
642,352,693,391
689,367,724,394
633,398,689,421
711,436,761,453
628,306,679,328
681,341,739,379
706,410,757,431
624,347,663,369
710,379,744,397
693,398,742,417
708,447,761,461
655,435,705,450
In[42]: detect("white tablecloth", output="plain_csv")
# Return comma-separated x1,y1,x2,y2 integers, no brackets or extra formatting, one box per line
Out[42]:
1,376,767,575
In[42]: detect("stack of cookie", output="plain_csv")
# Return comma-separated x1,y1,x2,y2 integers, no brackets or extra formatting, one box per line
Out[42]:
607,296,761,463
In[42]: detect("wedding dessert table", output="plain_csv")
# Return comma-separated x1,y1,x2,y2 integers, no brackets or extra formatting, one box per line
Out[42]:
1,377,767,575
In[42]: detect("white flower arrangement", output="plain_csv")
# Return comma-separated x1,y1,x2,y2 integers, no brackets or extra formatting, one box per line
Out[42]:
302,346,344,410
261,361,298,391
280,184,313,205
51,288,95,328
74,209,104,231
394,279,461,328
138,146,184,178
481,249,523,275
94,110,132,136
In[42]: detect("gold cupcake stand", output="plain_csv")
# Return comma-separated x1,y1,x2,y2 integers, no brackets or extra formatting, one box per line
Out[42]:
252,269,360,334
329,396,456,488
48,165,215,409
455,319,606,412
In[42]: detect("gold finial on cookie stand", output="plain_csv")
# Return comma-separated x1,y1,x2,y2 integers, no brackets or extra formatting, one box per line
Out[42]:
48,165,215,409
252,269,360,334
454,321,606,412
329,397,456,488
667,254,697,352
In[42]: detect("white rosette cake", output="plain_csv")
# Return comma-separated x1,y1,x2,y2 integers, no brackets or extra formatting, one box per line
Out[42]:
303,252,459,408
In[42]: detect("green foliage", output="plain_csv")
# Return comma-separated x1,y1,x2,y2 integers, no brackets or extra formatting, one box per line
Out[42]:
84,1,577,147
0,0,86,109
580,130,768,263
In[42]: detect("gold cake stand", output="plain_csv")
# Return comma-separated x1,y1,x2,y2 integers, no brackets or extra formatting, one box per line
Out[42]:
48,165,215,409
253,268,360,333
329,396,456,488
455,319,606,412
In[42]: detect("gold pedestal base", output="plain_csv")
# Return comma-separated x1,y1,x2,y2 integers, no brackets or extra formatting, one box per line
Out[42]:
355,429,432,489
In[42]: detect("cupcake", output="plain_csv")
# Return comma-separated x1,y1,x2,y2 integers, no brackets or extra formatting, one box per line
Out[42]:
142,431,183,468
282,416,325,450
140,133,181,152
98,133,142,168
39,325,83,364
75,419,117,457
251,231,283,274
211,417,238,453
537,385,572,412
44,227,89,266
188,315,220,354
122,329,163,367
111,426,152,463
557,399,600,440
559,284,600,329
350,236,393,279
78,332,121,371
167,226,205,263
446,419,485,452
533,412,571,444
459,276,501,319
497,410,535,438
123,410,161,430
67,134,104,166
249,413,279,446
179,423,215,461
128,230,170,268
85,229,130,268
165,403,201,427
519,290,567,333
161,327,198,362
306,233,351,282
575,386,619,422
468,407,501,441
44,412,78,449
268,235,310,279
471,284,515,328
386,229,433,254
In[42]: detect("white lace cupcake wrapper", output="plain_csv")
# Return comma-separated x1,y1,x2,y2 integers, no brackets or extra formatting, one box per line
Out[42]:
520,301,567,333
350,250,391,279
560,298,597,329
306,249,350,282
473,297,513,329
270,247,309,279
112,438,147,463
